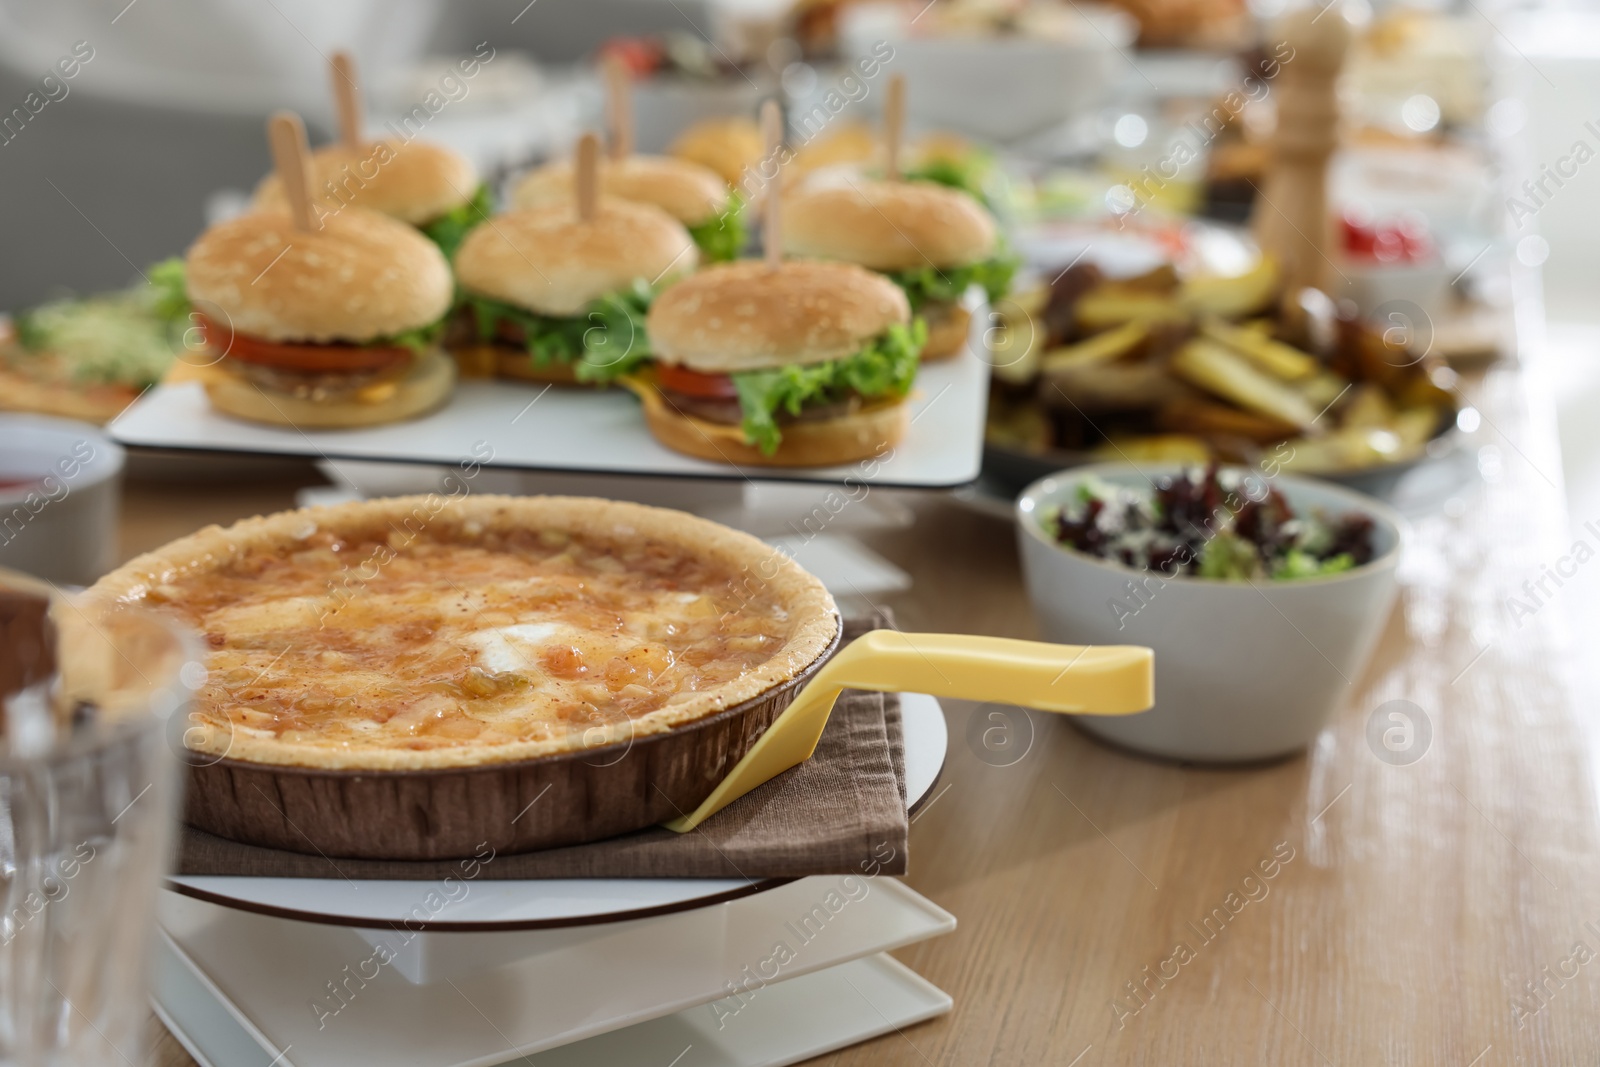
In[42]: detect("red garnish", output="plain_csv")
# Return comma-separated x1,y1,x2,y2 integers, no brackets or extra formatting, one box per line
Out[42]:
1339,211,1434,265
596,37,665,77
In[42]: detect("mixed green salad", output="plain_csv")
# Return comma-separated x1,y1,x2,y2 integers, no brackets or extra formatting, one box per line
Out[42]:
7,258,190,389
467,279,656,383
1045,466,1377,581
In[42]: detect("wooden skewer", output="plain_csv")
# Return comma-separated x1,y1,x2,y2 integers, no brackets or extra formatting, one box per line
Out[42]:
268,111,316,231
761,99,783,270
603,54,634,161
884,73,905,181
330,50,363,150
576,132,600,222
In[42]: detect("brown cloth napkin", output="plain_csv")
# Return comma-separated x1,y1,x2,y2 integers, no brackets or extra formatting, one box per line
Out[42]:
175,614,907,880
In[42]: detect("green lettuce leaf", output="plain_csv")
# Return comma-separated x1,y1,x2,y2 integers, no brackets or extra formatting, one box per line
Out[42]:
467,278,654,383
1272,549,1356,581
422,183,494,260
144,257,191,325
886,252,1018,311
730,318,927,455
1196,531,1263,581
903,153,996,209
686,194,745,263
382,318,449,356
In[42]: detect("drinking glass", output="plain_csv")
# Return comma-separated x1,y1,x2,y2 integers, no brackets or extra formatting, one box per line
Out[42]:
0,570,201,1065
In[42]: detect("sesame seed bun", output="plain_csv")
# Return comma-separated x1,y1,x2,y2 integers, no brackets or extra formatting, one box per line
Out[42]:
253,139,479,226
646,260,910,374
511,154,730,227
780,178,997,271
669,118,765,186
184,208,453,344
920,302,972,361
452,199,697,318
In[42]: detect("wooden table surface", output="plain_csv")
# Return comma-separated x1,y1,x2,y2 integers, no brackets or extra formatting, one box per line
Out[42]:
143,349,1597,1065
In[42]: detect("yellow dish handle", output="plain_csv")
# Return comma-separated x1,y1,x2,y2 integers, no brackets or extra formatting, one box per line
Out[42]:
663,630,1153,832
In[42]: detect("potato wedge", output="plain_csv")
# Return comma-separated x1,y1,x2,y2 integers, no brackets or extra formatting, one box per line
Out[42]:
1297,371,1349,412
1039,321,1148,374
1074,290,1190,332
1170,338,1319,429
1340,384,1397,429
1043,362,1195,412
1199,316,1319,381
1179,256,1279,319
1157,397,1299,443
989,307,1044,387
1274,426,1408,472
1009,282,1051,317
1392,405,1444,452
985,397,1054,452
1093,435,1213,464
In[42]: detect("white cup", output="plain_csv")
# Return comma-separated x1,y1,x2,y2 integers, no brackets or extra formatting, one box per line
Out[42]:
1016,464,1404,762
0,414,125,586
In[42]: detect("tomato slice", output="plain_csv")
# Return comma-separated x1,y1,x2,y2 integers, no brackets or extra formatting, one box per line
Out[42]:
656,363,738,399
196,315,411,374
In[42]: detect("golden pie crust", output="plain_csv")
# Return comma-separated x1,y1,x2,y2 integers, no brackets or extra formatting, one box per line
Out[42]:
91,495,839,771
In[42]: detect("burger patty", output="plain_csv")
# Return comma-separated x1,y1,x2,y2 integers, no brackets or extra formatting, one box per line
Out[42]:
660,388,865,425
493,319,533,348
227,358,410,400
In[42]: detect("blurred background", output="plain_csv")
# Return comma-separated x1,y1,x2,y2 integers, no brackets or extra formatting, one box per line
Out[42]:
0,0,1499,307
6,0,1600,581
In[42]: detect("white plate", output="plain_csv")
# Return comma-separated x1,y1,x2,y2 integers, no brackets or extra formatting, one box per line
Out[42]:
110,346,989,489
164,693,948,930
1011,216,1258,280
155,879,954,1067
156,946,950,1067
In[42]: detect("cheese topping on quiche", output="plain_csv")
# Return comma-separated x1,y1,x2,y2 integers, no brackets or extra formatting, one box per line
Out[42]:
106,497,838,770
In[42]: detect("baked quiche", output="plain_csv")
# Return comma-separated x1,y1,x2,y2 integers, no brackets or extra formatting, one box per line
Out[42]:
92,496,838,771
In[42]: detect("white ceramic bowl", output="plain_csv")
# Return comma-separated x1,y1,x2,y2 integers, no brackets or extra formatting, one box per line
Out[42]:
838,5,1136,144
1016,463,1404,762
0,414,125,586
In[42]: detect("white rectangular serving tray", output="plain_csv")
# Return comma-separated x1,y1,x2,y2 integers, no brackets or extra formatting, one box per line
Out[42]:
155,947,950,1067
155,877,954,1067
110,348,989,489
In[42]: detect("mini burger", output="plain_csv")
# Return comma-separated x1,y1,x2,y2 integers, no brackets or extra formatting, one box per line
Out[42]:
181,207,456,428
668,117,764,187
452,198,697,385
254,139,489,258
780,178,1015,360
637,260,926,467
512,155,744,262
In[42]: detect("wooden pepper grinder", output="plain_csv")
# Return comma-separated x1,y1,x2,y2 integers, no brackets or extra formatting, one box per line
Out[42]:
1250,7,1350,313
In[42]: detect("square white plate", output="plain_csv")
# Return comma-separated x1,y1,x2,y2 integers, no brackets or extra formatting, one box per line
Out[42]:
110,348,988,489
156,877,954,1067
155,948,950,1067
